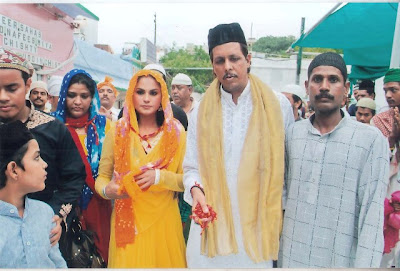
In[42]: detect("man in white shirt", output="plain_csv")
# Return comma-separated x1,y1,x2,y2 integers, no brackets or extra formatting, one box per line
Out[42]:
183,22,293,268
171,73,199,120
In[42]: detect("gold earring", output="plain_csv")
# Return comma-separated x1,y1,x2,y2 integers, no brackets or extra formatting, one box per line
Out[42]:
158,105,163,111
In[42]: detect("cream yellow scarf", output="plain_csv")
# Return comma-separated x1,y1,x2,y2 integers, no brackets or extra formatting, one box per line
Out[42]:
197,74,284,262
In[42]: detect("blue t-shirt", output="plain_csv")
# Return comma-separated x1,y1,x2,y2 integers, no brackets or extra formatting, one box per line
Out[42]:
0,197,67,268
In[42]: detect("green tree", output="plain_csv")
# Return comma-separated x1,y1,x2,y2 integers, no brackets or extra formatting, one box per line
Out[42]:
252,35,296,54
252,35,344,58
298,47,343,58
160,46,213,93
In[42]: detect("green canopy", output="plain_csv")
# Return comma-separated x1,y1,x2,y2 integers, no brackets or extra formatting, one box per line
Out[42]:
292,2,399,81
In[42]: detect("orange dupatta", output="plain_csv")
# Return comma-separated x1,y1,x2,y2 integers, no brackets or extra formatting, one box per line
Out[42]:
113,70,182,248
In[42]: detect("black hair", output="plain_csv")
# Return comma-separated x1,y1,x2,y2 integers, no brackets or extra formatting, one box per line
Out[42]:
68,73,96,97
210,43,251,73
0,142,29,189
358,80,375,97
292,94,303,110
21,70,30,84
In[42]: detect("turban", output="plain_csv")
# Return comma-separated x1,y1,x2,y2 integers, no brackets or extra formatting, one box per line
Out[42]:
384,68,400,84
0,47,34,75
208,22,247,54
0,120,34,168
97,75,118,96
308,52,347,82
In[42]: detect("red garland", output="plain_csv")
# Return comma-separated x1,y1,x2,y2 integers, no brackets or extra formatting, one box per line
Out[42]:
190,203,217,234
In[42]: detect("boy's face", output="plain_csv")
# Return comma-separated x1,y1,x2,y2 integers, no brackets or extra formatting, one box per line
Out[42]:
356,107,374,124
0,69,31,121
15,139,48,194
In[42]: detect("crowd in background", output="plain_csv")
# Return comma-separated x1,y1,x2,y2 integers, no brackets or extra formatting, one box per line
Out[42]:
0,21,400,269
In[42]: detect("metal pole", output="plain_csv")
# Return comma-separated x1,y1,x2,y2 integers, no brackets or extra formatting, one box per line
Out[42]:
296,17,305,85
390,3,400,68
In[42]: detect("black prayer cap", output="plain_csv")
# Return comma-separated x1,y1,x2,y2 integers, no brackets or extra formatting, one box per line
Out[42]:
307,52,348,82
208,23,247,54
0,121,34,165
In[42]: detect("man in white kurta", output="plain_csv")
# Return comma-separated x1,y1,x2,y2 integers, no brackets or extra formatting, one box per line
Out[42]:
279,52,389,268
183,22,294,268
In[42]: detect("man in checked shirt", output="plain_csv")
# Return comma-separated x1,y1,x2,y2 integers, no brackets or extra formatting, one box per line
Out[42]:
279,52,389,268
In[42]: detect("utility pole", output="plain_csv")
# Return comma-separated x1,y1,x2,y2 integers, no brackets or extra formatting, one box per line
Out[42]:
154,13,157,48
296,17,305,85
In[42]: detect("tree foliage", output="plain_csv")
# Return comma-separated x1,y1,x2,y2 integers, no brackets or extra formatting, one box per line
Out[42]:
252,35,296,54
160,46,213,93
300,47,343,56
252,35,343,57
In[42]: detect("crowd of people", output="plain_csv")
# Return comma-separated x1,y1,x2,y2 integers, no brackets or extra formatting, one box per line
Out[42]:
0,22,399,268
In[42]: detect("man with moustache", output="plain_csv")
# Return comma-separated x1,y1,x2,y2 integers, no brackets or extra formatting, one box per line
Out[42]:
171,73,199,120
97,76,119,121
372,69,400,141
0,48,86,258
29,80,49,112
371,69,400,198
183,22,294,268
279,52,389,268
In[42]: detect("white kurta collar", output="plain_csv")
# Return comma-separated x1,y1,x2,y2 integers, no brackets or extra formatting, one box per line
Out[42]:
220,79,251,106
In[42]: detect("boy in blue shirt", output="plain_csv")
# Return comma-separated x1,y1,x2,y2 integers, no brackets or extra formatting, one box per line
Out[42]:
0,121,66,268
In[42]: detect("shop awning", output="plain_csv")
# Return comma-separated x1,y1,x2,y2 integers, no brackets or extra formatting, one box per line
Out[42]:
74,38,133,91
292,2,399,81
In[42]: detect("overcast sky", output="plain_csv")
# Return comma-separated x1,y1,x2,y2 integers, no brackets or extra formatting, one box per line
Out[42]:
82,2,339,54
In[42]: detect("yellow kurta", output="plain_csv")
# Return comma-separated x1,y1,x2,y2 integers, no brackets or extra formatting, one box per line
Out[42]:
95,124,187,268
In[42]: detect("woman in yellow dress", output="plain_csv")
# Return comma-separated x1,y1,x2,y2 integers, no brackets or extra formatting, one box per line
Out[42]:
95,69,187,267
